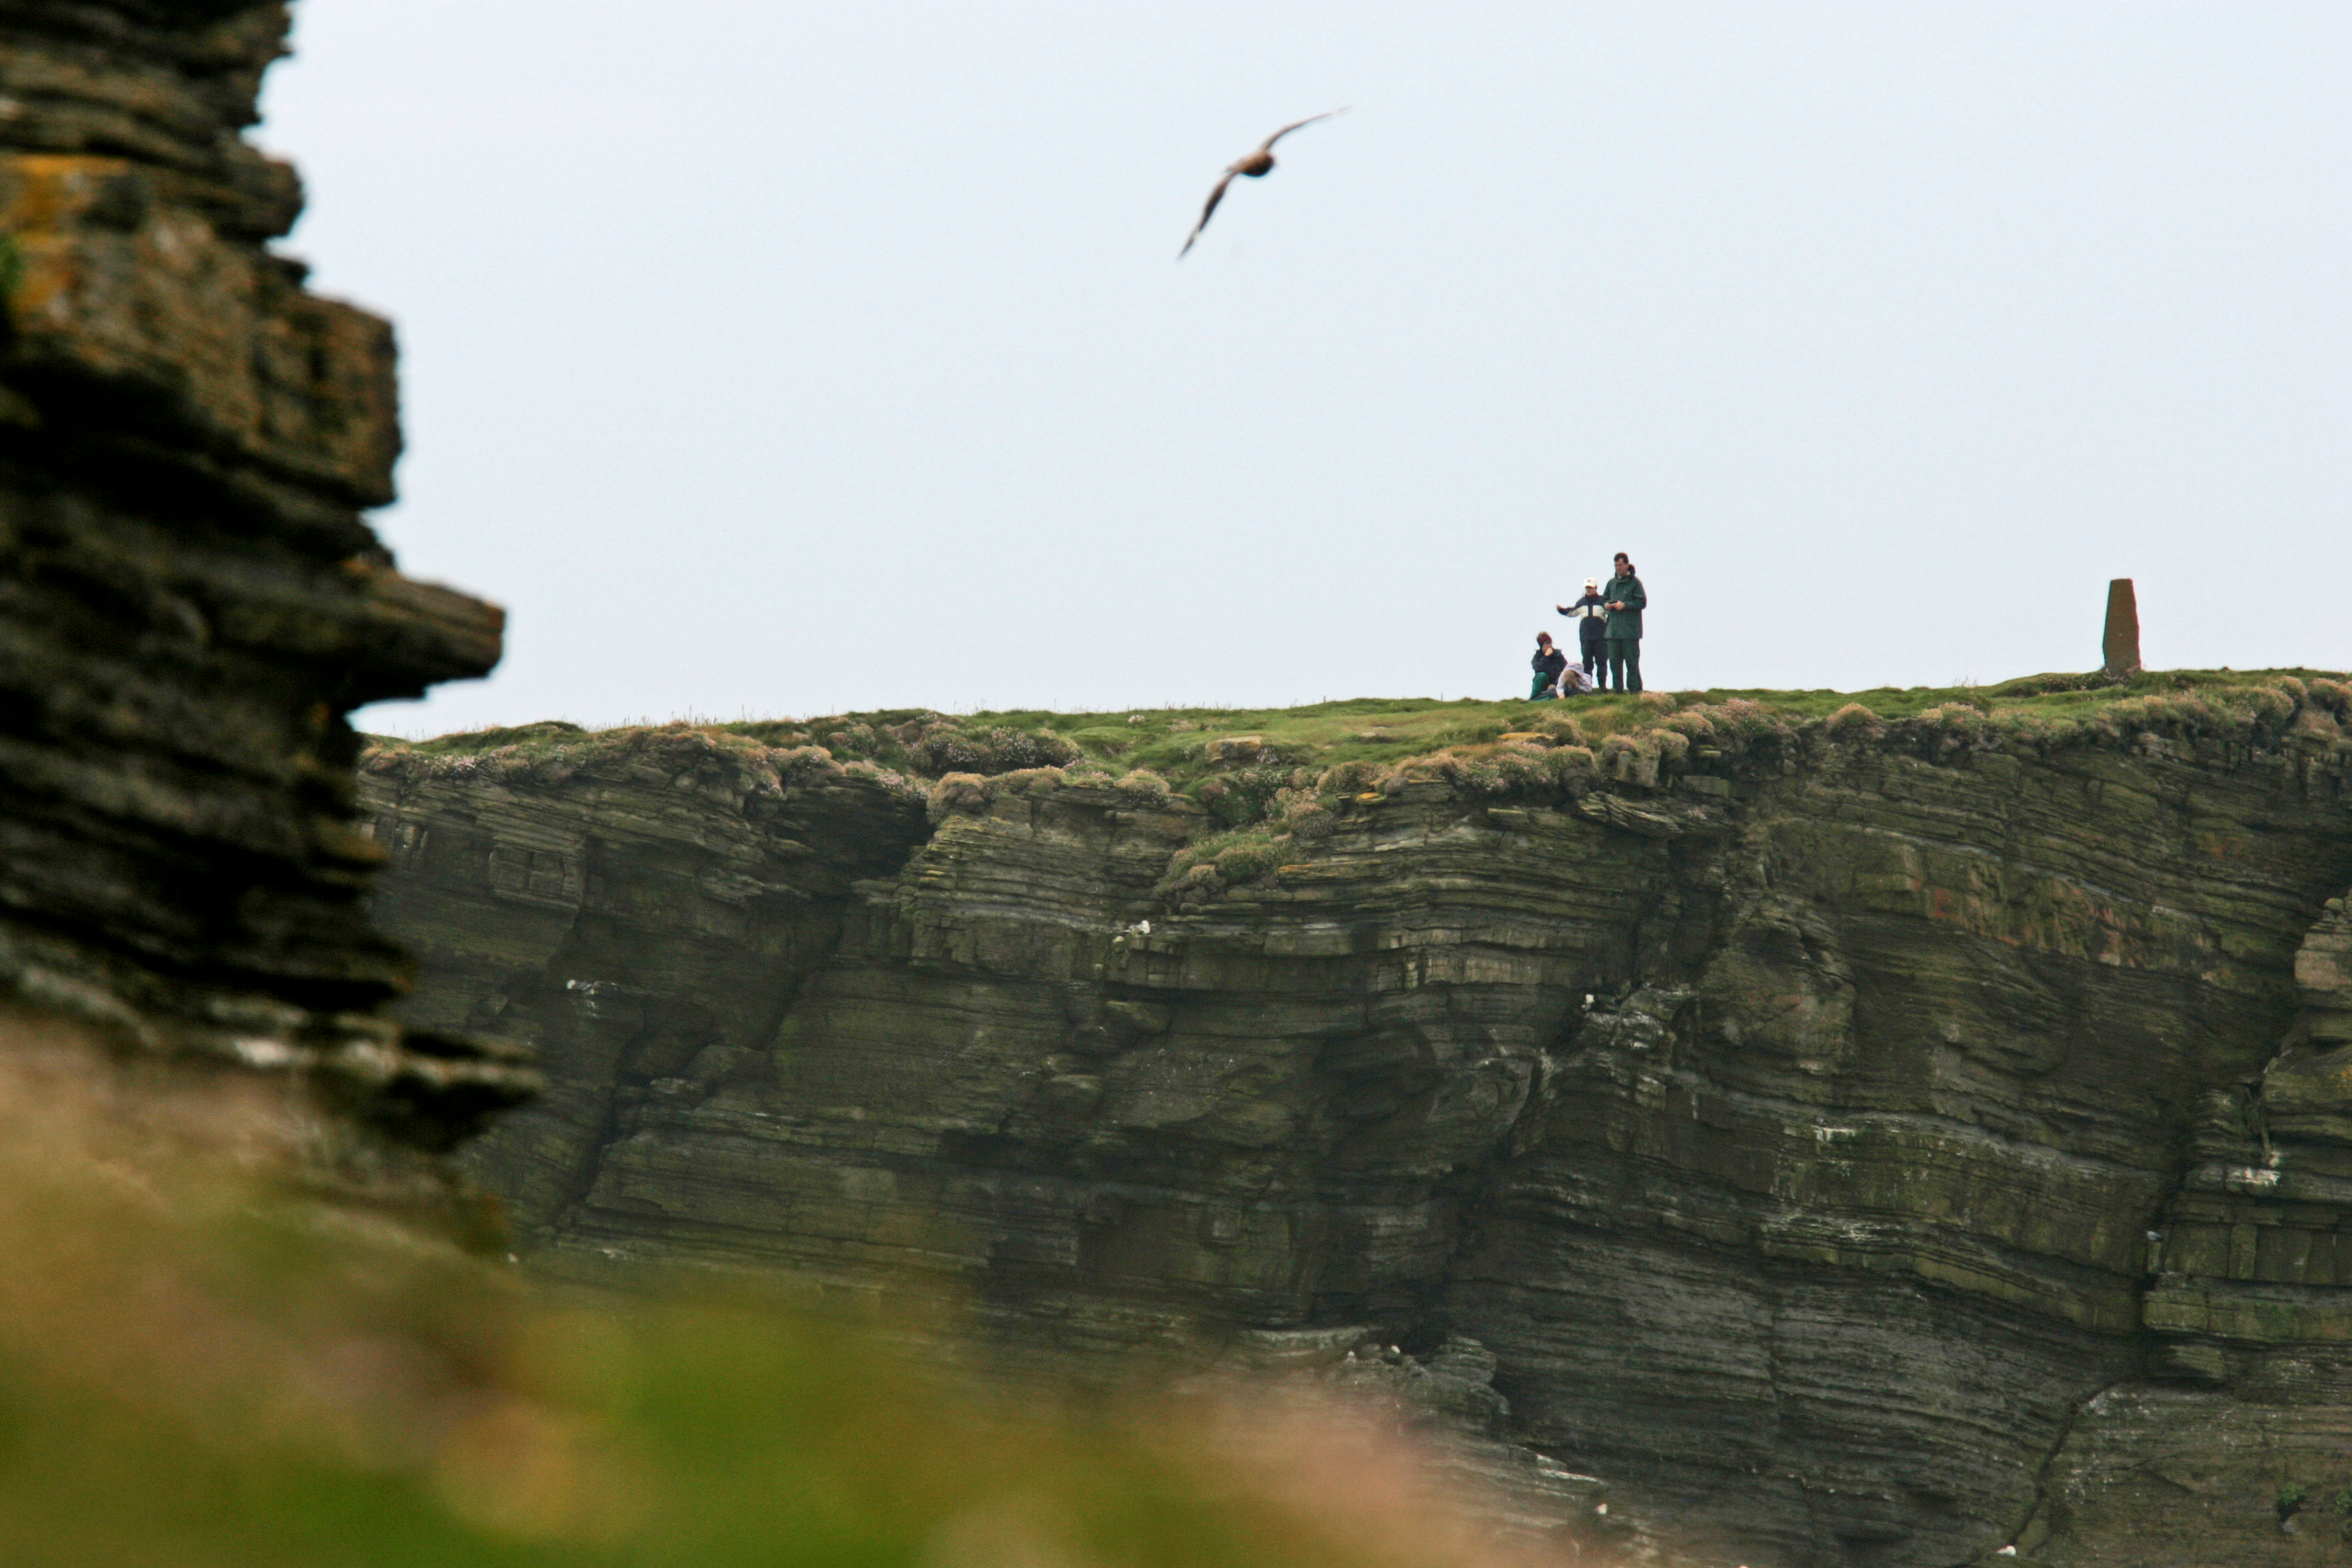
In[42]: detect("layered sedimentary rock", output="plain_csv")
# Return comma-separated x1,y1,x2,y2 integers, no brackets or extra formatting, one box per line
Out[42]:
358,726,928,1230
0,2,531,1202
365,691,2352,1565
2042,889,2352,1565
1453,732,2351,1568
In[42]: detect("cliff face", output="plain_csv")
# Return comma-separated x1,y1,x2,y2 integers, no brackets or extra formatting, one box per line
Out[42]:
356,726,928,1230
364,692,2352,1566
0,1,532,1196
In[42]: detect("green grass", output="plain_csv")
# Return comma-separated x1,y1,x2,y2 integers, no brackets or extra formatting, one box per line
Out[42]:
0,1042,1526,1568
371,667,2349,807
360,668,2351,883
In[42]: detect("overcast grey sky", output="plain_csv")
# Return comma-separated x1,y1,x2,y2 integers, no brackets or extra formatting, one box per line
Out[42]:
258,3,2351,736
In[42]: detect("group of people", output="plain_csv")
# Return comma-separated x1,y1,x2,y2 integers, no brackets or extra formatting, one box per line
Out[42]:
1530,552,1647,698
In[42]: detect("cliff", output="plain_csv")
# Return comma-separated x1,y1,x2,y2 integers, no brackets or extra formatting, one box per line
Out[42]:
363,679,2352,1566
0,1,534,1211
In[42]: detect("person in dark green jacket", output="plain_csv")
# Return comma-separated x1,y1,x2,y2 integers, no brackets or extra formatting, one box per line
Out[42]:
1602,552,1646,693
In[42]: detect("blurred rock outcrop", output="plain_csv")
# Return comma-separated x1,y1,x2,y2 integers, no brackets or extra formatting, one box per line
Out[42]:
0,1,533,1218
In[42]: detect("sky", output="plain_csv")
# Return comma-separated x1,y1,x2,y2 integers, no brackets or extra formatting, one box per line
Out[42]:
256,2,2352,736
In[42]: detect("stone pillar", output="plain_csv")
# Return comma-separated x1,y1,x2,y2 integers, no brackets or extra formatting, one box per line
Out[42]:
2102,579,2141,679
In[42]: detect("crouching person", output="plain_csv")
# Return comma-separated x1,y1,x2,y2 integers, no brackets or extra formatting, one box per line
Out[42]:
1530,632,1567,699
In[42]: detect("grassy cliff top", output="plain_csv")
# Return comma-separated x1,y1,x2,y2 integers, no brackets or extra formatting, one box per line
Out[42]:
371,667,2348,785
363,665,2350,904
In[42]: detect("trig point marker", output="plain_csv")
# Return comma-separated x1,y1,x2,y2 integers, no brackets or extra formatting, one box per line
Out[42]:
2102,578,2141,679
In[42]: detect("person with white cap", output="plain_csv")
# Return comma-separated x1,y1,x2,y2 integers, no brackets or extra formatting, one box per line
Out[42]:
1555,577,1610,687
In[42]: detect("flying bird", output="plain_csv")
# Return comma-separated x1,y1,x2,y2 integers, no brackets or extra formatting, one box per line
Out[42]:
1177,109,1347,260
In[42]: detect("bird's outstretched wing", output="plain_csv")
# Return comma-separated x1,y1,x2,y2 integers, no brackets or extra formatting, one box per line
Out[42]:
1177,171,1236,259
1257,106,1349,154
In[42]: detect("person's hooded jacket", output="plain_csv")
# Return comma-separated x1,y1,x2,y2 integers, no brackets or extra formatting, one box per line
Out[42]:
1604,571,1646,641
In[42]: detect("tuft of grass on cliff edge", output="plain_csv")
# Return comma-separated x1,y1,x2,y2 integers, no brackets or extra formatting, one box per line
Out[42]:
369,666,2348,796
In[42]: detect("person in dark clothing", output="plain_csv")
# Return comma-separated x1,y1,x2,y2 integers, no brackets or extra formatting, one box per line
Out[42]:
1602,552,1647,693
1530,632,1568,699
1555,576,1609,682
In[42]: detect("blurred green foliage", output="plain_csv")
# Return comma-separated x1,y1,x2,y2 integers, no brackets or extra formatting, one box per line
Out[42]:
0,1043,1514,1568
